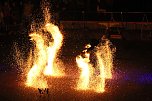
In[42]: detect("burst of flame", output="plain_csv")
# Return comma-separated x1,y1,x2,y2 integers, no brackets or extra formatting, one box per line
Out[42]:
26,23,64,88
26,33,48,88
97,40,113,79
95,48,106,93
43,23,63,76
26,1,64,88
76,52,91,90
76,44,92,90
76,38,114,93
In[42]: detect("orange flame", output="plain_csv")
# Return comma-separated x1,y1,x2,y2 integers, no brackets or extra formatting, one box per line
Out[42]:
26,1,64,88
26,33,48,88
76,44,93,90
76,38,115,93
95,48,106,93
97,39,113,79
43,23,63,76
76,52,91,90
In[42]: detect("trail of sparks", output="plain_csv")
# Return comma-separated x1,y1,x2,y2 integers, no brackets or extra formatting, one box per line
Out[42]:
76,53,91,90
76,38,115,93
44,23,63,76
26,33,48,88
26,1,64,88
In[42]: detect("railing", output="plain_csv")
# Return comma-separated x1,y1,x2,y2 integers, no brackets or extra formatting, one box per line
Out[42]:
60,11,152,22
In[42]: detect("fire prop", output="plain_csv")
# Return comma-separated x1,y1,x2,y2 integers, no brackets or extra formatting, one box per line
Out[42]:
76,37,115,93
26,2,64,88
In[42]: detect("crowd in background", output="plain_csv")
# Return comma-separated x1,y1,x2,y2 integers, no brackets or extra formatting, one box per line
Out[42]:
1,0,150,35
0,0,151,28
0,0,76,33
0,0,37,34
0,0,69,33
0,0,98,29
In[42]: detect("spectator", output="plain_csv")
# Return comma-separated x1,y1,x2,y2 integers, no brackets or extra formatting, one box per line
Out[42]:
22,1,34,30
3,1,11,25
10,0,22,25
0,4,4,25
23,1,33,17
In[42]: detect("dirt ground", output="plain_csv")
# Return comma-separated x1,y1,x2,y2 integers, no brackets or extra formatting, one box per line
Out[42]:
0,30,152,101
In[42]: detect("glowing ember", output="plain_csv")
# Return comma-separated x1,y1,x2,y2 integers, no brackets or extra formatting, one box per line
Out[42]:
26,1,64,88
76,37,115,93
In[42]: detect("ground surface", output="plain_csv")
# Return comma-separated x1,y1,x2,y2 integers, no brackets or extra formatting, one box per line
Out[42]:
0,30,152,101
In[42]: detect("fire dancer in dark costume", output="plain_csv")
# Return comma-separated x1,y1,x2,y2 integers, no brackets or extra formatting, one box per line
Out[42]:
87,35,115,76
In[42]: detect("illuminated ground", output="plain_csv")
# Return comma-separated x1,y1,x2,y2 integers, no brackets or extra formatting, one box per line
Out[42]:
0,31,152,101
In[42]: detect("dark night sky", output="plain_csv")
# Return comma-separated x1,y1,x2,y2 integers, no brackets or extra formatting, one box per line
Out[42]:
0,0,151,12
111,0,151,11
66,0,152,12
